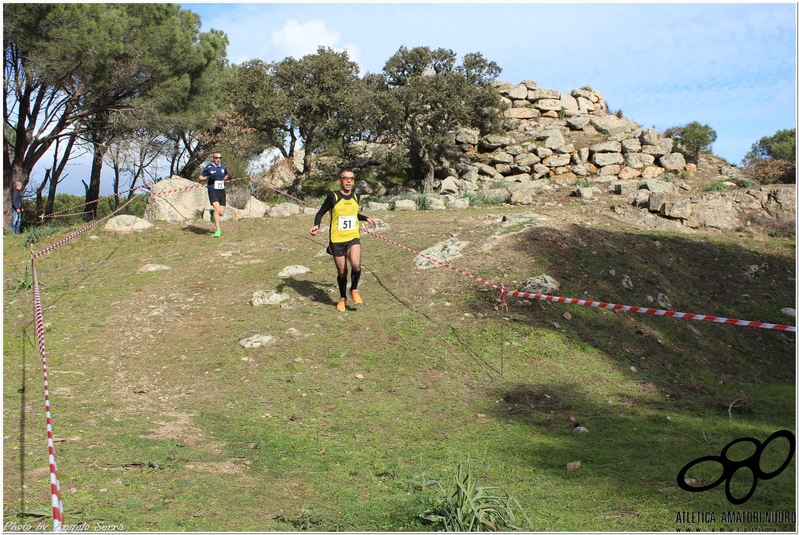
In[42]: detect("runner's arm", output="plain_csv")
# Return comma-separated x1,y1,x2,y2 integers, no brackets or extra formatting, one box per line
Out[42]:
313,194,335,226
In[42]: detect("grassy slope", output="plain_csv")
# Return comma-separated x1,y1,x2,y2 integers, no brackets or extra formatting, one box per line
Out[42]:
3,201,795,531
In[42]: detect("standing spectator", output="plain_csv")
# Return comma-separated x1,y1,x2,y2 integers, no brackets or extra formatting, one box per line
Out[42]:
10,181,23,234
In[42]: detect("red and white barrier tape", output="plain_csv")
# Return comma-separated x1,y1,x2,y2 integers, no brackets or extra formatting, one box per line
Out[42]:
259,182,310,206
40,184,148,220
31,260,65,531
32,195,137,259
501,290,796,332
361,228,796,333
149,176,246,200
145,180,796,333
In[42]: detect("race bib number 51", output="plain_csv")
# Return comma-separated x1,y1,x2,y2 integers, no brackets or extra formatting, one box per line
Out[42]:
214,180,224,190
338,216,356,231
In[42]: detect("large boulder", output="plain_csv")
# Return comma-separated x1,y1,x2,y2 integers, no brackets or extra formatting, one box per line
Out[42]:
232,196,270,219
439,177,460,195
625,153,656,169
590,141,622,153
659,152,687,172
105,215,153,232
480,135,513,150
393,199,417,211
591,153,624,167
268,203,301,217
145,176,209,222
505,108,539,119
415,238,469,269
520,275,560,295
455,128,480,145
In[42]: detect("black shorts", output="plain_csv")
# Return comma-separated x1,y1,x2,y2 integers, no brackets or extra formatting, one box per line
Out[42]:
208,188,226,206
327,239,360,257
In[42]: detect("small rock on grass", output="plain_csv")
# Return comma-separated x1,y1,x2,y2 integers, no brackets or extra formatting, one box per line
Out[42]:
138,264,170,273
239,334,275,348
566,461,581,471
279,265,311,277
250,290,289,306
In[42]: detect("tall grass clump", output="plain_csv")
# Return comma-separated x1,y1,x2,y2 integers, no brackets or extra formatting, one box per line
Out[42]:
413,193,432,210
481,191,510,205
703,181,729,192
420,459,533,532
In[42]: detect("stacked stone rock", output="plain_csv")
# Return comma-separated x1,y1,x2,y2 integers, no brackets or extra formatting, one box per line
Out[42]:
437,81,687,201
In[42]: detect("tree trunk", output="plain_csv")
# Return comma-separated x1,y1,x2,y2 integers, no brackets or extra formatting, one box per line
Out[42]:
422,162,435,194
84,144,108,221
44,169,60,224
36,170,51,222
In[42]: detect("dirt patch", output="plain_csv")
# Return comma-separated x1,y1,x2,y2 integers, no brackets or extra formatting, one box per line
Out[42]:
140,411,202,446
183,460,245,474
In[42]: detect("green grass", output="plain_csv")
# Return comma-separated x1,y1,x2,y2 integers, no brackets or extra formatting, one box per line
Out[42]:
3,205,795,531
704,181,730,192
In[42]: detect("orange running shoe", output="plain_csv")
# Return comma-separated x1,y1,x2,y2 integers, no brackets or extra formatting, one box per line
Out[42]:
336,298,347,312
350,289,362,305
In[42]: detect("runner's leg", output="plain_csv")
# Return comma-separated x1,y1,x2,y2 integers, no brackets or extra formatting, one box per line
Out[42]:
347,244,362,290
333,254,348,298
211,201,222,231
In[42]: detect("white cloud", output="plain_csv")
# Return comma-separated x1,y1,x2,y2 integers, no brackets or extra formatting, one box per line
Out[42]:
271,19,340,59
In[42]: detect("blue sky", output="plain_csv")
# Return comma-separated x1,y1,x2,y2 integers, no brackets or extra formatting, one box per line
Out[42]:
47,2,797,195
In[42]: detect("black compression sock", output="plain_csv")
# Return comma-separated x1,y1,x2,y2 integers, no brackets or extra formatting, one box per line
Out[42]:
350,270,361,291
337,276,347,299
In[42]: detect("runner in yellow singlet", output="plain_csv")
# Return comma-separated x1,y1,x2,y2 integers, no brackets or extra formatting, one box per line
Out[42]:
309,169,377,312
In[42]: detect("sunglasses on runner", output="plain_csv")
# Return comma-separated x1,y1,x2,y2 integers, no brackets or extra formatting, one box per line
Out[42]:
340,176,355,182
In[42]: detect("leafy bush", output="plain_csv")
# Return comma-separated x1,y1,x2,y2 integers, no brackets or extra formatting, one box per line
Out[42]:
463,192,477,207
663,122,717,164
742,157,796,185
420,458,532,532
745,128,795,164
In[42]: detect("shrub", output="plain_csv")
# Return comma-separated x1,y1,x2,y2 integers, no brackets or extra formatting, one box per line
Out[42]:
742,158,796,185
225,182,252,209
463,192,477,207
663,122,717,164
745,128,796,164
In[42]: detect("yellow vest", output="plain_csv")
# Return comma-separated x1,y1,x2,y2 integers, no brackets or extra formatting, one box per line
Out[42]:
329,191,360,243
